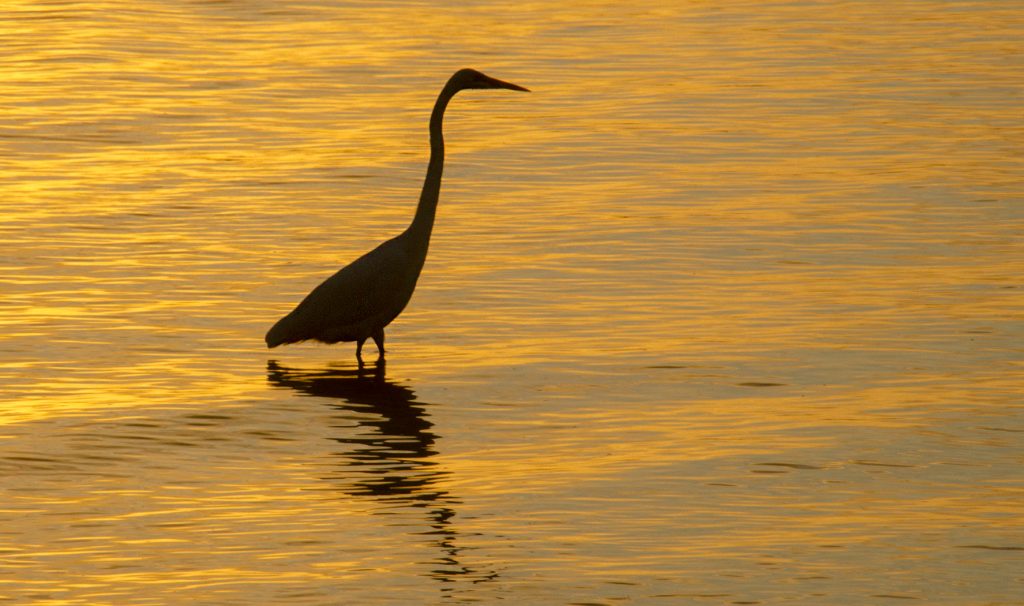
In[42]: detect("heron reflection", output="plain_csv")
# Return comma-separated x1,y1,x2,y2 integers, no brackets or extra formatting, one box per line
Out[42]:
266,360,496,586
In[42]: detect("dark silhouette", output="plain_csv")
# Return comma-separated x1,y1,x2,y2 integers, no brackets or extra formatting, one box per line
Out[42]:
266,361,498,587
265,69,529,366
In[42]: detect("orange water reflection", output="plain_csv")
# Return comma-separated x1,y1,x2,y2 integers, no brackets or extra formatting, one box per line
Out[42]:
1,0,1021,603
267,360,499,586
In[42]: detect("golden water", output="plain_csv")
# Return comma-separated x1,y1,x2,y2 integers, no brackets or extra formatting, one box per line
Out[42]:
1,1,1021,603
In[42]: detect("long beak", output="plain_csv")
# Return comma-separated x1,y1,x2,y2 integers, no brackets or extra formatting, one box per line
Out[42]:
486,75,530,92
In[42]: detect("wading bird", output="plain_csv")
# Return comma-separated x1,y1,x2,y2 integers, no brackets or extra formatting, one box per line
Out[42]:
265,68,528,365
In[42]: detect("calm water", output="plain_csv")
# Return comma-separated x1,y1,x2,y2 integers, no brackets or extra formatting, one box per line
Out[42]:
1,1,1022,604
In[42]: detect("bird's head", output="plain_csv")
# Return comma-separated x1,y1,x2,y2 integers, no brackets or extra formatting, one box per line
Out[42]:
450,68,530,92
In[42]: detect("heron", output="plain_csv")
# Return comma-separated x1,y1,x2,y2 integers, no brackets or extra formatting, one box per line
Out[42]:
265,68,529,365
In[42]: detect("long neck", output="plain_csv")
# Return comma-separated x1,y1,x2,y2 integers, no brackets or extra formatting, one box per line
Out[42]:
407,83,458,248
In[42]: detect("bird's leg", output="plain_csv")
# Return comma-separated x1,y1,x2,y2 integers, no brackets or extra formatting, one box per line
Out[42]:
372,329,385,363
356,338,366,367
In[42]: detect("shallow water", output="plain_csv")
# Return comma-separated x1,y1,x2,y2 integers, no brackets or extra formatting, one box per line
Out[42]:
1,1,1022,604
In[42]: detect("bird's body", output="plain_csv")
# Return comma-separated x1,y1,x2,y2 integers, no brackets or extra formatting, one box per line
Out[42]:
264,233,418,350
265,69,528,365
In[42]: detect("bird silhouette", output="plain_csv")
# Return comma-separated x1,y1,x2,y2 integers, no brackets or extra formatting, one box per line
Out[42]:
265,69,529,365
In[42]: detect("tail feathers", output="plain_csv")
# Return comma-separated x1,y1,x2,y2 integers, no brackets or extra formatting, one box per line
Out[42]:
265,313,305,348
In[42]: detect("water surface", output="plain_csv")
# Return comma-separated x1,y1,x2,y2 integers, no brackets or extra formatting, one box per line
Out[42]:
1,1,1022,604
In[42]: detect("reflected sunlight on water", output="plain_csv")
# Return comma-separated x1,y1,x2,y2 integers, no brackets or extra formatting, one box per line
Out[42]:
1,0,1022,604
